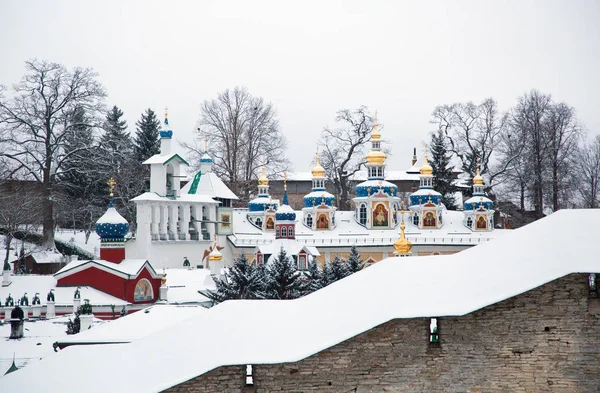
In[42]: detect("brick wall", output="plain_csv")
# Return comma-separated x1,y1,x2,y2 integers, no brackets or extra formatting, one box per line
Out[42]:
165,274,600,392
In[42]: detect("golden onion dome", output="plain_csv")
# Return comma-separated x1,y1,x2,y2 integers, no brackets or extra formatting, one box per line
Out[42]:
208,246,222,261
393,222,412,255
258,167,269,186
420,154,433,176
311,153,326,178
473,166,484,185
366,149,387,165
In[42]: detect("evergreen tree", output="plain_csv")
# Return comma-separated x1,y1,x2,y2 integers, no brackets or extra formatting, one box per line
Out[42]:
203,254,266,303
66,315,80,335
304,259,324,294
321,256,350,287
134,108,161,162
265,247,303,299
430,128,458,209
101,105,130,153
346,245,364,273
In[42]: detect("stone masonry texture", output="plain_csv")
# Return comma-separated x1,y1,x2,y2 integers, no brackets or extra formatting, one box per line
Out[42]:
164,274,600,393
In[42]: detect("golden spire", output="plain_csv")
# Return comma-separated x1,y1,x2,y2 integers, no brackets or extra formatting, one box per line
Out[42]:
107,178,116,197
420,152,433,175
258,167,269,186
311,149,326,178
393,222,412,256
164,106,169,120
161,268,167,287
371,110,381,141
473,158,484,185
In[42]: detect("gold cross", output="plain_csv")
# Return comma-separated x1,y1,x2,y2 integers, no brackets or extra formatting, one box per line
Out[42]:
107,178,116,197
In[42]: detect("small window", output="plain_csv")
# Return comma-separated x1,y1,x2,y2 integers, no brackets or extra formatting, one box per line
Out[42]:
276,227,280,237
306,214,313,227
413,214,419,226
430,318,439,343
359,204,367,225
246,365,254,386
466,217,473,228
288,226,294,237
256,217,262,227
298,255,307,270
281,226,287,237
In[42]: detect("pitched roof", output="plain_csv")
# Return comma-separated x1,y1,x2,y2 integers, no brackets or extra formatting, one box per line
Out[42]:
180,171,239,200
142,153,189,166
3,209,599,393
55,259,159,280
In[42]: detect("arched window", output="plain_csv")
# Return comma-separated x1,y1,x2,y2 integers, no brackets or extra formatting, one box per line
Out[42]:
276,227,280,237
466,217,473,228
306,214,313,227
298,255,307,270
256,217,262,228
281,226,287,237
288,226,294,237
413,213,419,226
359,204,367,225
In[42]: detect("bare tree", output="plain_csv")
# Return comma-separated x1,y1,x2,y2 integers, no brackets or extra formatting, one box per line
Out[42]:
183,87,289,202
431,98,510,187
318,106,374,211
575,135,600,208
0,181,44,268
0,60,106,249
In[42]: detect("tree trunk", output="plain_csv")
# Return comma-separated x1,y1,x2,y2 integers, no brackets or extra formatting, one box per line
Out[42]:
552,160,559,212
41,177,56,250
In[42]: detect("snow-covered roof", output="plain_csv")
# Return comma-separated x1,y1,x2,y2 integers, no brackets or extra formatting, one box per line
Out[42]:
232,209,504,248
162,268,215,304
131,192,219,204
3,209,598,393
29,251,65,264
142,153,189,166
96,206,128,225
55,259,159,280
0,275,128,307
180,171,238,200
256,239,320,257
287,170,420,182
55,305,207,346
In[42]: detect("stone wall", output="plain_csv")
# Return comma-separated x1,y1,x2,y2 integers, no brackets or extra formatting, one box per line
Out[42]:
166,274,600,392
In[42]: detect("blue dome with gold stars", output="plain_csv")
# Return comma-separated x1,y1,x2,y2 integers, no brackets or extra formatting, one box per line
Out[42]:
95,200,129,241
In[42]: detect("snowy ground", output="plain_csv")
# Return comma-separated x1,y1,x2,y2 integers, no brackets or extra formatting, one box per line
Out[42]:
0,315,104,375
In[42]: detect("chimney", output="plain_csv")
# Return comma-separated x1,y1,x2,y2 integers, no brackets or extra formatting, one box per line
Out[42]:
412,147,418,166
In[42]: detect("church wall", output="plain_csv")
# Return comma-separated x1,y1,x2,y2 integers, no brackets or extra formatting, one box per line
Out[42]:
124,267,161,304
163,274,600,392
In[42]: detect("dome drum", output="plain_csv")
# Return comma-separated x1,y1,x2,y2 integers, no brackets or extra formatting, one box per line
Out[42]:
355,184,398,198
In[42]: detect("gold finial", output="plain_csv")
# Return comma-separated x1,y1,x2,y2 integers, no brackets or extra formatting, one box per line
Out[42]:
420,151,433,176
204,137,208,152
258,167,269,186
473,157,484,185
107,178,116,197
370,110,382,141
164,106,168,118
311,149,326,178
394,221,412,256
161,268,167,287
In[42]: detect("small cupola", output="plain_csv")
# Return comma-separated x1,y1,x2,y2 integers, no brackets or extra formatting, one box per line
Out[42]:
95,178,129,263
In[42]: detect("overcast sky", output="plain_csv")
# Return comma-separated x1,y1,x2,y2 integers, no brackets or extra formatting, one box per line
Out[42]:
1,0,599,173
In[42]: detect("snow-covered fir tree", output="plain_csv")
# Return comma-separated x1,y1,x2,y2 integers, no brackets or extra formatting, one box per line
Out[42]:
304,259,324,293
204,254,266,303
346,245,364,273
134,108,161,162
430,128,458,209
322,256,350,287
265,247,303,300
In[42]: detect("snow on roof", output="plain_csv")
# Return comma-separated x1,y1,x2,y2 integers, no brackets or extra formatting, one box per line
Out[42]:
96,206,128,225
286,170,421,182
3,209,598,393
131,192,219,204
230,209,505,248
0,275,128,307
256,239,320,257
54,259,158,280
142,153,189,166
156,268,215,305
55,305,207,346
54,230,101,259
180,172,238,200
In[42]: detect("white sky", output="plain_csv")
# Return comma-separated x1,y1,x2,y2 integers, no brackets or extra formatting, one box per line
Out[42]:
1,0,599,172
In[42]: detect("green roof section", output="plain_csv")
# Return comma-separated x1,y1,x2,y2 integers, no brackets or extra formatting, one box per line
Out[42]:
188,172,202,194
163,153,189,167
4,359,18,376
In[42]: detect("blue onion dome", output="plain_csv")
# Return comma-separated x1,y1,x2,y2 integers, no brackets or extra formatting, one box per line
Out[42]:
410,188,443,206
200,151,213,163
275,203,296,221
303,190,335,208
464,195,494,211
249,198,278,212
95,200,129,240
355,180,398,198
